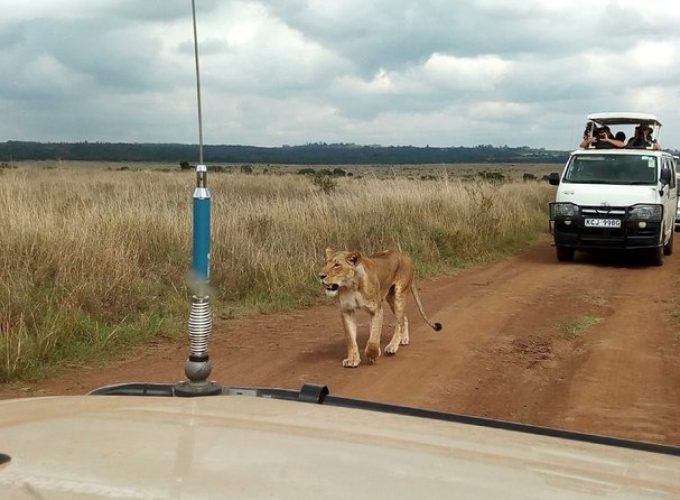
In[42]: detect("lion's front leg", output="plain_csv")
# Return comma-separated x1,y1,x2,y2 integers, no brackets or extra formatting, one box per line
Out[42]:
364,305,383,364
341,310,361,368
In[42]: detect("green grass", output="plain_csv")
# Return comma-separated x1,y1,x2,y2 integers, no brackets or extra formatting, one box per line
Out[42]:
560,315,602,339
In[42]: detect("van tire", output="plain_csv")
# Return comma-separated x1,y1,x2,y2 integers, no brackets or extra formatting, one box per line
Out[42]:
556,246,575,262
651,246,664,266
663,232,674,255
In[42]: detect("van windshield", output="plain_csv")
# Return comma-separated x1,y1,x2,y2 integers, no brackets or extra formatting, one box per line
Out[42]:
564,154,657,185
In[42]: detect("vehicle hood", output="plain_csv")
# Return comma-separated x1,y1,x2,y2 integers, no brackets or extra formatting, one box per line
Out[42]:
556,183,661,207
0,395,678,499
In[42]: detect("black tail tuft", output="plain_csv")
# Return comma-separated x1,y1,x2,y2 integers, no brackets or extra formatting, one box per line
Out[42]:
433,322,442,332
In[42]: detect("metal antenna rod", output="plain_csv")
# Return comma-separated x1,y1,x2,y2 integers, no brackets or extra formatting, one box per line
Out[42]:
191,0,204,165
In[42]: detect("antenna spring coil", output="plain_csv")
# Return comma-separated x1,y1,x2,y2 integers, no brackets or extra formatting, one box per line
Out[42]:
188,295,212,357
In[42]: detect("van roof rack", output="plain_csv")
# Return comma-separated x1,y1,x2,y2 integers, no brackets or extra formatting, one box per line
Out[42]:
587,112,661,127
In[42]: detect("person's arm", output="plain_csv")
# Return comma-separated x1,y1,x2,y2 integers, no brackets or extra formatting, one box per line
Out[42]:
604,137,626,148
579,137,594,148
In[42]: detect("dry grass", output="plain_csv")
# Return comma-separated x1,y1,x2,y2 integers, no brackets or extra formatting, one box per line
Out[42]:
0,165,553,381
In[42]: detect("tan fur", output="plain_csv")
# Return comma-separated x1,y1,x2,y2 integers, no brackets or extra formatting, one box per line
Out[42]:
319,248,442,368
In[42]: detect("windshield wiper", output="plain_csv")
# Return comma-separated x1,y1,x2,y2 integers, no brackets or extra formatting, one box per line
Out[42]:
565,180,611,184
566,180,654,185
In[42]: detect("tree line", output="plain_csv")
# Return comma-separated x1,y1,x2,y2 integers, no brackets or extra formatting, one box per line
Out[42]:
0,141,569,164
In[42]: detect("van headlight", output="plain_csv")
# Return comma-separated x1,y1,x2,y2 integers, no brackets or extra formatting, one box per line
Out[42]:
550,202,578,219
629,204,662,222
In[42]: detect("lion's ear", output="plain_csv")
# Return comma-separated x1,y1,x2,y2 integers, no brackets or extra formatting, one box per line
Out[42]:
325,247,335,260
347,251,361,265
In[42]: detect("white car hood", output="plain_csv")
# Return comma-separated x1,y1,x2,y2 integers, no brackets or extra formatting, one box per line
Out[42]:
556,183,660,206
0,395,679,499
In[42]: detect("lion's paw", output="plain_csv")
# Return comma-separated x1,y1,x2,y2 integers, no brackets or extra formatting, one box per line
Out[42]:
400,336,410,346
342,356,360,368
364,343,381,364
385,343,399,355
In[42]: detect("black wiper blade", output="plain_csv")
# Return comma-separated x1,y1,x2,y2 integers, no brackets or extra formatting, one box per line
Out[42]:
566,180,610,184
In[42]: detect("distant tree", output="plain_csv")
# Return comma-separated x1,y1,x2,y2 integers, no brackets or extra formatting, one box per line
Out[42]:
240,164,253,174
522,173,537,182
179,161,192,170
332,167,347,177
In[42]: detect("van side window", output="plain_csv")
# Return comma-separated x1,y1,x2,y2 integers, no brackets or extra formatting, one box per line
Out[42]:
671,159,676,189
662,158,675,188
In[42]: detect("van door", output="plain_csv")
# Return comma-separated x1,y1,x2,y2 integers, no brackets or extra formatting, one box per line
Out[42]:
662,157,677,243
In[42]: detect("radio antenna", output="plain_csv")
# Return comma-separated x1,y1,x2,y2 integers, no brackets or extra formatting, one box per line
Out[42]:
175,0,221,396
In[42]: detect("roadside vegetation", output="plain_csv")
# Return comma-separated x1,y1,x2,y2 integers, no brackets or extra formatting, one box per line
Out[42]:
0,166,553,381
560,315,602,339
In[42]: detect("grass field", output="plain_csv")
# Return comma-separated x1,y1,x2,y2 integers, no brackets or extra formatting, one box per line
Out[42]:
0,162,555,381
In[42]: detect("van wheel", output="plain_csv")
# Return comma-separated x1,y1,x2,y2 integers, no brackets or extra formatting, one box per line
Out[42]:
556,246,575,262
664,232,674,255
651,246,664,266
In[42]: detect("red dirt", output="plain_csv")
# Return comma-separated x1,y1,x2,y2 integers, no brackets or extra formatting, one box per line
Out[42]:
2,237,680,445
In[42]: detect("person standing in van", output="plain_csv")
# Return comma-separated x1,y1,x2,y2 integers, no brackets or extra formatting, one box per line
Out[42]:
626,125,661,149
579,126,625,149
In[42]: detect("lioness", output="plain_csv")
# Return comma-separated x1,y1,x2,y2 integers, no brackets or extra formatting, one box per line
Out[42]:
319,248,442,368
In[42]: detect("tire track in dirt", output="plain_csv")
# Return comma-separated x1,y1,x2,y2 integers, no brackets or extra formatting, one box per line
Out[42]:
2,237,679,445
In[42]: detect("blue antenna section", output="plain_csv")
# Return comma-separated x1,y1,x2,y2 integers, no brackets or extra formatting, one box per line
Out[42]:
192,165,210,281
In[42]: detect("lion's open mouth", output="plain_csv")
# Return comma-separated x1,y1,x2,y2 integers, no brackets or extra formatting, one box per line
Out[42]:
325,284,339,292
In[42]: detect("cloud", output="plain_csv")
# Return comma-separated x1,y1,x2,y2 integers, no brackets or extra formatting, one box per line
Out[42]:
2,0,680,149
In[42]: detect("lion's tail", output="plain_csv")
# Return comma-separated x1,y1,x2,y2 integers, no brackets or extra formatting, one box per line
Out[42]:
410,281,442,332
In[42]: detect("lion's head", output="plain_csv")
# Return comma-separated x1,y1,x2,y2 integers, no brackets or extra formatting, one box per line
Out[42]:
318,248,361,297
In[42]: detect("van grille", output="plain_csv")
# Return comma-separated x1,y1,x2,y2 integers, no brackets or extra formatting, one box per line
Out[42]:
580,206,627,217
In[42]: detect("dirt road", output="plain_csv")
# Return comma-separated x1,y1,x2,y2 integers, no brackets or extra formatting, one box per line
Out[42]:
2,237,680,445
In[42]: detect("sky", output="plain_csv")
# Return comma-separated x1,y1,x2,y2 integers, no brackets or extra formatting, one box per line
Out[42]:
2,0,680,150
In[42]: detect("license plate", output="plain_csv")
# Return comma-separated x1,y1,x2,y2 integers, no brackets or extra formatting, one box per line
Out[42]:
585,218,621,228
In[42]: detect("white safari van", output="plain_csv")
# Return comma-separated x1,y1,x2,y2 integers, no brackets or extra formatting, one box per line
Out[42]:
549,112,678,265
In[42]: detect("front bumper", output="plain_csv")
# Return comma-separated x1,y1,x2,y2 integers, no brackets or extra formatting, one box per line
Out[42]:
550,204,662,250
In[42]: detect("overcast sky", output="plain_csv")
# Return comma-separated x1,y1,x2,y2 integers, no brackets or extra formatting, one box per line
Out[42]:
2,0,680,150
